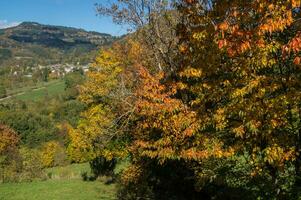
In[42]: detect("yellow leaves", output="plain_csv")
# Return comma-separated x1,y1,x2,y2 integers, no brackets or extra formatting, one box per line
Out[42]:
250,166,263,177
233,125,245,138
248,120,261,135
264,145,295,166
192,31,207,41
67,104,116,162
179,43,189,53
40,141,64,168
68,124,95,162
179,67,203,78
175,0,301,188
79,42,133,105
270,119,279,129
213,108,227,130
120,164,143,185
231,76,262,99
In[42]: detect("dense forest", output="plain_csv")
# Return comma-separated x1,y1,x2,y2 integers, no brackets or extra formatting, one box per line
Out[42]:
2,0,301,199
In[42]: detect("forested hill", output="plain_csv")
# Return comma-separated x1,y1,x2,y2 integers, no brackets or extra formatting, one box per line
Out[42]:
0,22,117,67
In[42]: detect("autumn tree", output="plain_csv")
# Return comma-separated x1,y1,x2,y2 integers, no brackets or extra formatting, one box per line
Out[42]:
70,0,301,199
41,141,66,168
96,0,180,72
0,124,19,157
173,0,301,198
0,124,19,182
67,40,144,168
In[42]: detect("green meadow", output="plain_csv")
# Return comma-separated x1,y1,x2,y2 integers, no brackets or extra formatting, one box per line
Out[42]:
0,163,117,200
16,80,66,101
4,80,66,102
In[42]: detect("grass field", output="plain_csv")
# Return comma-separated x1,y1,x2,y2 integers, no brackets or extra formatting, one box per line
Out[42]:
15,80,66,101
0,163,117,200
2,79,66,102
0,180,116,200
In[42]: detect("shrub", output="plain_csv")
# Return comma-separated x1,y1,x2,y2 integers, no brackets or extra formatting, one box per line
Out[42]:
89,156,117,178
18,147,46,182
0,124,20,183
1,147,46,183
41,141,68,168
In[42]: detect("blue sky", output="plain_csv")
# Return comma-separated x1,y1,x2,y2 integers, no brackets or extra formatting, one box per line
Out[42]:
0,0,127,36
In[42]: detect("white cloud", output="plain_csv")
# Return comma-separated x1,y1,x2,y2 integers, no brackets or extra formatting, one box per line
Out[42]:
0,20,21,29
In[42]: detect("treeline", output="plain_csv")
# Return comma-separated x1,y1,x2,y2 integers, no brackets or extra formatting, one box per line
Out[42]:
65,0,301,200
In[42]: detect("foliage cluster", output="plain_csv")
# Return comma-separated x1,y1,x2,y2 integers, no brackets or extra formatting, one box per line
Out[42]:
0,70,86,182
67,0,301,199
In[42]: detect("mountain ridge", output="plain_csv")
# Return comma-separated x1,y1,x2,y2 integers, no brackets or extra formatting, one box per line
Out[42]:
0,21,117,67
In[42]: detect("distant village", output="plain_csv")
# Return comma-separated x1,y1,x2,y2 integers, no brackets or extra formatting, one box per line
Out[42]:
12,63,90,79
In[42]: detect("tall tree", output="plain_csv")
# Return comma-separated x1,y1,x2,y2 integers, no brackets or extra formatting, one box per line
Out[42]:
96,0,180,72
176,0,301,198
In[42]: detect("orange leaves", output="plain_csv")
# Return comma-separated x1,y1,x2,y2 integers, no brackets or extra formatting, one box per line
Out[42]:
0,124,19,155
215,0,298,60
180,140,235,161
257,1,293,35
133,66,203,163
286,33,301,53
184,0,196,4
216,27,252,56
294,56,301,65
218,39,227,49
282,33,301,65
218,21,229,31
292,0,301,8
120,164,143,185
258,14,292,35
176,1,301,177
264,145,296,167
179,67,203,78
256,38,266,48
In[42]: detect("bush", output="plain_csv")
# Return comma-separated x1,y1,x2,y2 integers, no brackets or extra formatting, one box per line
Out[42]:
89,156,117,178
41,141,68,168
18,147,46,182
0,124,20,183
1,147,46,183
80,171,95,181
117,160,208,200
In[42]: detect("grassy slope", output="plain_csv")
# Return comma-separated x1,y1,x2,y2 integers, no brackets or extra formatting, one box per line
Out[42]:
0,163,117,200
16,80,65,101
3,79,66,102
0,180,116,200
